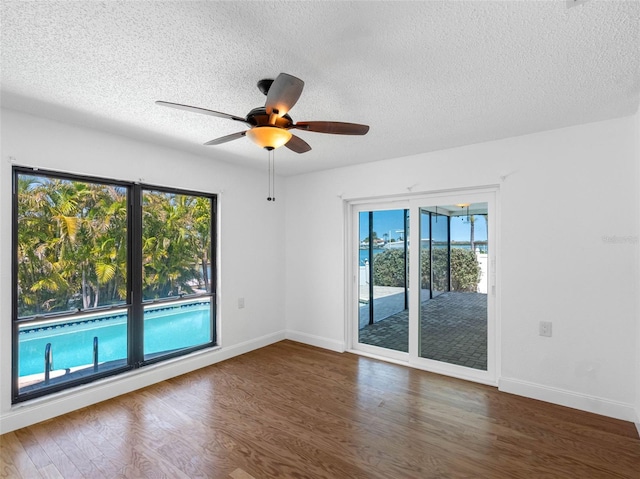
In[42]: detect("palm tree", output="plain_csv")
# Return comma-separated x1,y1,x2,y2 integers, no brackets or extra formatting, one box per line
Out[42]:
16,175,130,315
17,176,81,314
190,196,212,292
142,191,207,299
17,174,211,314
470,214,475,253
77,182,128,308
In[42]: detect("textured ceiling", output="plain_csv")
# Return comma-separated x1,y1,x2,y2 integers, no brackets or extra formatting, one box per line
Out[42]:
2,1,639,176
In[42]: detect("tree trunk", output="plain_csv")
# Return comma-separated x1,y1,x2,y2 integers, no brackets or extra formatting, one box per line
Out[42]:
201,256,209,292
470,215,475,253
82,268,89,309
93,284,99,308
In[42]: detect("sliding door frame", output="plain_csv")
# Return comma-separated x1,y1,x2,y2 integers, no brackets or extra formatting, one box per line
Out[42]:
346,186,500,386
349,199,410,363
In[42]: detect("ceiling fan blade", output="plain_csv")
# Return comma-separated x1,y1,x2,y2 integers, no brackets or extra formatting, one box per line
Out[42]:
156,101,247,123
265,73,304,117
293,121,369,135
285,134,312,154
204,131,247,145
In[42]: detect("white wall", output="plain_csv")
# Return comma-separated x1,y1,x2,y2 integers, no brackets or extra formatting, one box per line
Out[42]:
636,111,640,435
0,109,287,433
2,108,638,432
284,114,640,421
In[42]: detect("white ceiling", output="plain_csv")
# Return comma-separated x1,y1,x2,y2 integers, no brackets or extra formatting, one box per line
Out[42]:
2,1,639,176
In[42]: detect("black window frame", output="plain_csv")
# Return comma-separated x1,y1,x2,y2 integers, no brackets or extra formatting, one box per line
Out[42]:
12,167,217,403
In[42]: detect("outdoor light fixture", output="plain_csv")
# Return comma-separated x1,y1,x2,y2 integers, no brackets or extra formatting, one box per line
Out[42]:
457,203,471,221
246,126,292,150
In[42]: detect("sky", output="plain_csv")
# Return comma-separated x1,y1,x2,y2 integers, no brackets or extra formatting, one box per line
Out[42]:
359,209,488,243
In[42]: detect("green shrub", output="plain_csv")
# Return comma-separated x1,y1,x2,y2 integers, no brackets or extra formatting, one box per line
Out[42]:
421,248,448,291
372,249,406,287
450,248,481,292
372,247,480,292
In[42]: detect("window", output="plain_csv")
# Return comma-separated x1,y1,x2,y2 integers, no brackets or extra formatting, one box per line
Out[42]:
12,168,216,402
141,188,214,360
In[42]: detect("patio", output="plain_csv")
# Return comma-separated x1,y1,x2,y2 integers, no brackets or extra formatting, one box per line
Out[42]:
358,291,487,370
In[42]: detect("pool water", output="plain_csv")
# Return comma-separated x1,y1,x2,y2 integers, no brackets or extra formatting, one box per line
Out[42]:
19,300,212,377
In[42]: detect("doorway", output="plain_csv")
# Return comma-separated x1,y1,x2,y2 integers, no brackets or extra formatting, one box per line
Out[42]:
350,189,497,384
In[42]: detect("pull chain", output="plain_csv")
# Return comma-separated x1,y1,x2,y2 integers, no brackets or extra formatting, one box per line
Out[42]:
272,150,276,201
267,149,276,202
267,149,272,201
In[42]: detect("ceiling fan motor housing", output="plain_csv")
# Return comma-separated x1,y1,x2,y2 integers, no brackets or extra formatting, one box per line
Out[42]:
246,107,293,128
257,79,274,96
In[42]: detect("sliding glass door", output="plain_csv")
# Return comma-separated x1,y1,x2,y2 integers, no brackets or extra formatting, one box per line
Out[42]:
419,203,489,371
357,208,409,355
351,190,497,384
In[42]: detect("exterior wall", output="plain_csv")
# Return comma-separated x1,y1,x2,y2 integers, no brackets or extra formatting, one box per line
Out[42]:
0,109,287,433
284,114,639,421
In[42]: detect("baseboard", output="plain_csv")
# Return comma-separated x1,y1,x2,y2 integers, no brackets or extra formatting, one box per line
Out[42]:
285,330,345,353
0,330,286,434
636,409,640,438
499,377,636,422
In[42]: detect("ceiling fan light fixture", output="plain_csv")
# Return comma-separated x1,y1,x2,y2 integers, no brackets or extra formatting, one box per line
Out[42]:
157,72,368,153
246,126,292,150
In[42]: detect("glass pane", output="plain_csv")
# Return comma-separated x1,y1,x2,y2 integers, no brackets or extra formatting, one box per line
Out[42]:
358,209,408,352
15,173,130,394
142,190,212,300
18,308,129,393
420,209,431,304
420,203,488,370
144,298,213,358
142,189,213,359
431,212,449,297
358,212,371,329
16,174,128,317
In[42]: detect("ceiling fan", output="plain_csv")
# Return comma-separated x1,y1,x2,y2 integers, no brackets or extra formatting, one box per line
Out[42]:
156,73,369,154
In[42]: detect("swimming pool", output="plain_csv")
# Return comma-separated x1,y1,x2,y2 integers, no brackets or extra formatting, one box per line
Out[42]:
18,299,212,377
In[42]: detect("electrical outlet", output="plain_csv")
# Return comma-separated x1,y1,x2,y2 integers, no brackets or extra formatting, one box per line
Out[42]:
539,321,552,337
238,297,245,309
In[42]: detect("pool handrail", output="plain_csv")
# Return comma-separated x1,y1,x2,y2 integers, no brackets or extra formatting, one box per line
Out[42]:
44,343,53,384
93,336,99,372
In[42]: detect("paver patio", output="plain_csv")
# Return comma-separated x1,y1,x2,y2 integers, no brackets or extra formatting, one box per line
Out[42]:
358,291,487,370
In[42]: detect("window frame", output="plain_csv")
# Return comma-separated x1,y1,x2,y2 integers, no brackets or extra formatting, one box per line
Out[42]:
137,184,217,367
11,167,217,403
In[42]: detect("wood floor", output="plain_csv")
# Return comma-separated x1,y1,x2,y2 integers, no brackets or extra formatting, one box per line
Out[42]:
1,340,639,478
